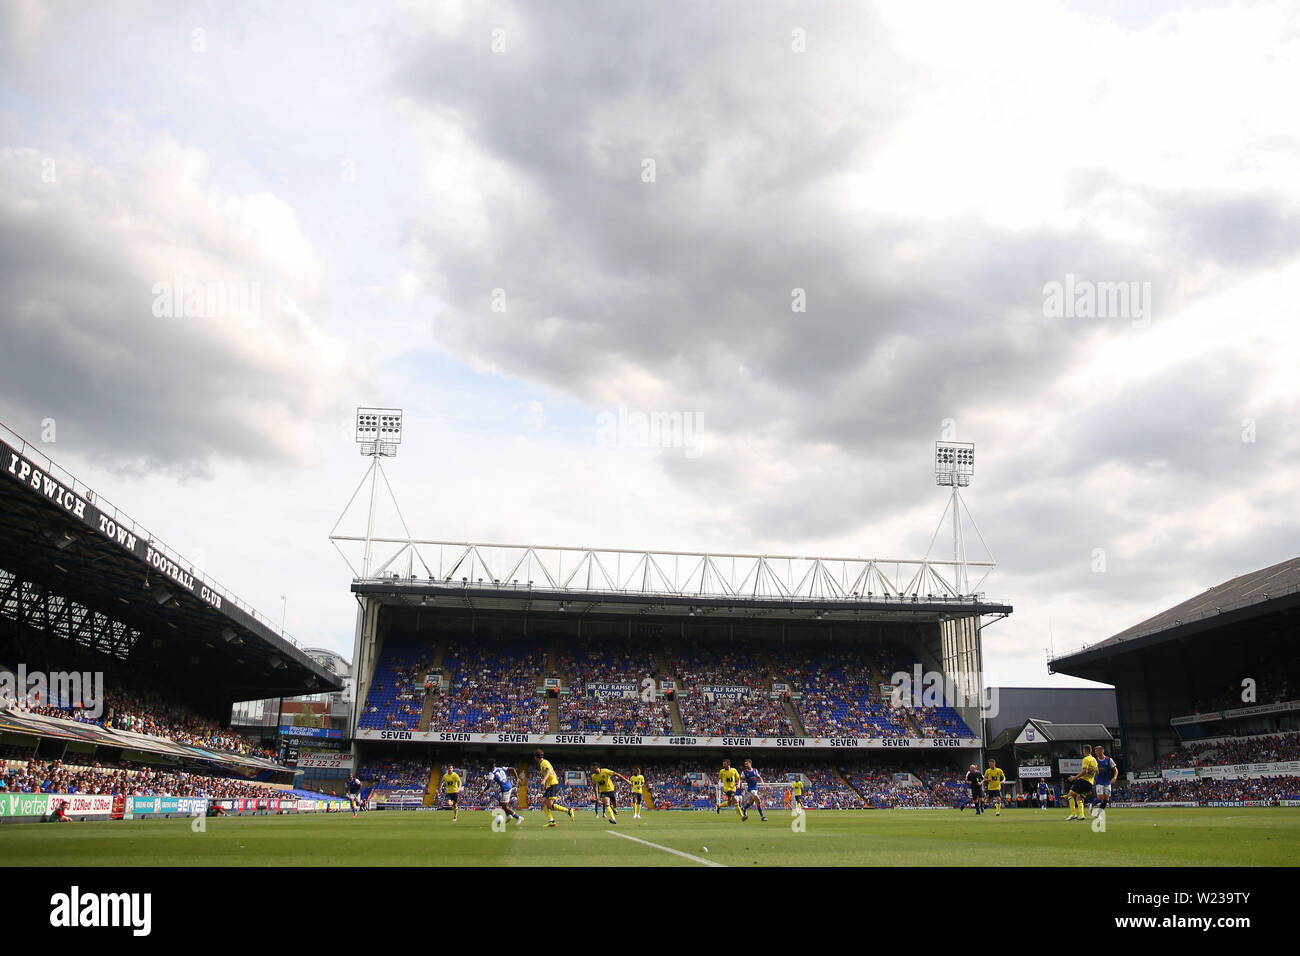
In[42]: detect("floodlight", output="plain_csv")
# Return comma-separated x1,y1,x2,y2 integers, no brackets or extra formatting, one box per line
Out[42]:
356,407,403,457
935,442,974,487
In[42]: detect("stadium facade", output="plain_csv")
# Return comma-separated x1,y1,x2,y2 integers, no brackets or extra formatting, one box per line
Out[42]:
347,543,1012,773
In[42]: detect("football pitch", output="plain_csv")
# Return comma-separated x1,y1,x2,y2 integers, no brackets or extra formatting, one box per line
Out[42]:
4,808,1297,866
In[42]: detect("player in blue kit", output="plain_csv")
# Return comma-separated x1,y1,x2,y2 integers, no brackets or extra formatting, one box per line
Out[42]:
739,759,767,822
346,774,364,818
1092,745,1117,817
1037,779,1049,810
484,765,523,825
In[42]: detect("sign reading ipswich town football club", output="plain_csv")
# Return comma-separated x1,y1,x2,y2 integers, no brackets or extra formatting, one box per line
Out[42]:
0,436,282,643
356,728,981,749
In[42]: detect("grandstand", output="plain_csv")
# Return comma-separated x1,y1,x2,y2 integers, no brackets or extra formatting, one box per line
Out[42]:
1050,555,1300,769
345,540,1010,807
0,422,344,818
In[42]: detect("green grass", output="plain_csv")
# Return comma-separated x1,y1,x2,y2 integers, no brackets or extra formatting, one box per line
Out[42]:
3,808,1297,866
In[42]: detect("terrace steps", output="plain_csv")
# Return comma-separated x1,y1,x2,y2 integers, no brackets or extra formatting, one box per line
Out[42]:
667,697,685,735
900,709,927,737
763,651,806,736
866,659,886,693
412,640,448,733
834,767,866,804
423,764,440,807
419,692,438,732
782,696,807,737
545,638,562,732
516,760,530,806
654,651,686,734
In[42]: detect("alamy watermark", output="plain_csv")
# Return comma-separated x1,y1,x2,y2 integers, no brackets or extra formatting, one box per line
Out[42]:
151,274,261,327
0,665,104,719
596,405,704,458
49,886,151,936
1043,274,1151,328
889,666,999,719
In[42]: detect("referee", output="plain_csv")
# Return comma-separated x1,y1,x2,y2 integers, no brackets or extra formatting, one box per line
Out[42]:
965,764,985,814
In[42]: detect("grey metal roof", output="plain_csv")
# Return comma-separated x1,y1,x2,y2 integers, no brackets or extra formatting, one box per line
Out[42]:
1023,719,1113,742
1038,721,1113,742
1052,554,1300,670
985,687,1117,740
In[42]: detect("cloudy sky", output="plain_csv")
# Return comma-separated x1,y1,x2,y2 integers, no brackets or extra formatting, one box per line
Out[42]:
3,0,1299,689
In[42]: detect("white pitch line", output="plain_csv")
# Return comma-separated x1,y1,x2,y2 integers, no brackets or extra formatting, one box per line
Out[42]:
607,829,726,867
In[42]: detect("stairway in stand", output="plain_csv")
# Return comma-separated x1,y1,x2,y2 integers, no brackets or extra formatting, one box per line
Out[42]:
654,649,686,734
423,763,441,807
835,767,867,806
761,649,806,736
547,637,561,732
418,638,448,732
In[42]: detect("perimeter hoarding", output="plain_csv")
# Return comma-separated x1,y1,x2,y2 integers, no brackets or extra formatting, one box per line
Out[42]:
356,728,982,749
122,796,208,819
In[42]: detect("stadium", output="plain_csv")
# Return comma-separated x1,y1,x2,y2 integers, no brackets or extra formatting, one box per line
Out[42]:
3,415,1297,882
6,4,1299,937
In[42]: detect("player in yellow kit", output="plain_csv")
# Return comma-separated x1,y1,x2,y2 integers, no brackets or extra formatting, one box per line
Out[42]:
983,759,1006,816
628,766,648,819
590,763,631,824
439,765,462,821
533,749,575,827
790,777,804,812
716,759,743,818
1065,744,1099,821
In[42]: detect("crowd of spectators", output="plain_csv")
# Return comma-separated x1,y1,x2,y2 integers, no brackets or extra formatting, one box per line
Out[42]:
557,637,658,686
557,637,671,734
918,769,977,807
840,767,947,808
358,641,435,732
353,636,990,743
435,637,549,734
676,693,793,737
1114,776,1300,804
774,645,910,737
664,643,768,689
100,689,267,755
634,761,697,808
911,706,974,738
2,677,271,758
659,641,792,737
0,758,285,799
798,767,865,809
1142,730,1300,772
1184,731,1300,765
558,694,673,735
359,759,432,792
1195,672,1295,715
1150,747,1199,770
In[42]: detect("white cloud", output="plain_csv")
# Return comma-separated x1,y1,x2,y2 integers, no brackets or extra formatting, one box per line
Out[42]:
3,0,1300,689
